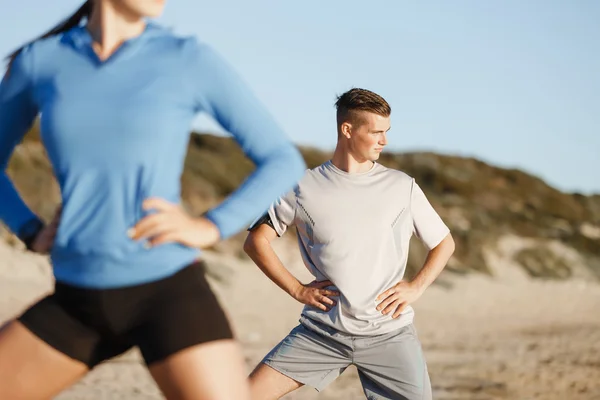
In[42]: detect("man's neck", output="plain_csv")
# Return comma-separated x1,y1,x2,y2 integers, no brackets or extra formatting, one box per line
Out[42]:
331,145,374,174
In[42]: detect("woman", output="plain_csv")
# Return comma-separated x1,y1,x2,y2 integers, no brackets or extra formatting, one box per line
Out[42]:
0,0,305,399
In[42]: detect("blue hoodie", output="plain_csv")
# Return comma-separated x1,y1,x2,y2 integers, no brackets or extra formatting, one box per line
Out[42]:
0,23,305,288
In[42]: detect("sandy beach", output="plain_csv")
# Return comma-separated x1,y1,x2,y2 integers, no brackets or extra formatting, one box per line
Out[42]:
1,239,599,400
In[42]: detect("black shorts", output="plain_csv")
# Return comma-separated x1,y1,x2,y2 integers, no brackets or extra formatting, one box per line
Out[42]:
17,261,233,368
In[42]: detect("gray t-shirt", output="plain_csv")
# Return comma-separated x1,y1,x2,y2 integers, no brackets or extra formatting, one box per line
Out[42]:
267,161,450,336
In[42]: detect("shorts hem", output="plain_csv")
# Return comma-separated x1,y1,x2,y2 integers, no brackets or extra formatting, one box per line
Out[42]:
144,332,235,366
16,317,94,368
262,360,329,392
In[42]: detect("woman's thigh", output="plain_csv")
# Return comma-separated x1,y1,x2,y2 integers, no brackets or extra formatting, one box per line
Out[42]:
0,320,89,400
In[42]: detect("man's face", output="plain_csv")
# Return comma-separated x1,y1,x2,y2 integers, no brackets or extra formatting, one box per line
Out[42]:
343,112,390,162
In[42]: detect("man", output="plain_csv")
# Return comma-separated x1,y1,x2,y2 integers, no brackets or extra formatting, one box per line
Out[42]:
244,88,455,400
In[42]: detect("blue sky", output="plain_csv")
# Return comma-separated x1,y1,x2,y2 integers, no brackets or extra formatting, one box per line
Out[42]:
1,0,598,194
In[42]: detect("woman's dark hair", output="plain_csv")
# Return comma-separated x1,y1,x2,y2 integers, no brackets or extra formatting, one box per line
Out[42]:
6,1,92,69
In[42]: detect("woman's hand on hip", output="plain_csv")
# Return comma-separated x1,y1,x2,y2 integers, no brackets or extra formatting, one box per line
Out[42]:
129,198,220,249
30,207,61,254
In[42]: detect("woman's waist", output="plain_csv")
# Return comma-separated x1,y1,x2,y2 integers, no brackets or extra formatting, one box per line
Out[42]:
50,243,200,289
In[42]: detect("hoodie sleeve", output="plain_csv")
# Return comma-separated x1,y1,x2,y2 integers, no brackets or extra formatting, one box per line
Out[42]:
0,45,41,237
187,40,305,239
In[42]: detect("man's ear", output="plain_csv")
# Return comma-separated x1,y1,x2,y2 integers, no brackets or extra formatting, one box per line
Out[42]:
340,122,353,139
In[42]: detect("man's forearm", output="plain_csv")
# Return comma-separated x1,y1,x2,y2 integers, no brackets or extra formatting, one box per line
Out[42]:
410,233,455,293
244,234,302,298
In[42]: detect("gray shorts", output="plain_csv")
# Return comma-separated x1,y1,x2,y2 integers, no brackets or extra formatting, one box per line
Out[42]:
262,316,432,400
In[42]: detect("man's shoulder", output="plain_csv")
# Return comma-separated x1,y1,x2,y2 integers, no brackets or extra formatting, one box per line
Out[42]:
375,164,414,185
300,162,415,186
276,167,315,200
297,162,329,183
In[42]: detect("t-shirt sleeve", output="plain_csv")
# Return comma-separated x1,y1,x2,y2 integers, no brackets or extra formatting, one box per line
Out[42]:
266,187,297,237
410,180,450,250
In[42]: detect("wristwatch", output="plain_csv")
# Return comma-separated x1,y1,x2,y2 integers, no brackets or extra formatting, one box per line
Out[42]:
18,217,45,251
